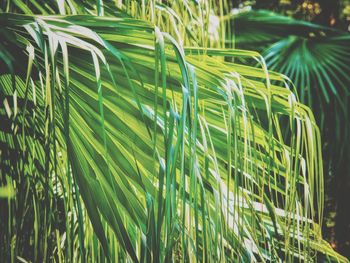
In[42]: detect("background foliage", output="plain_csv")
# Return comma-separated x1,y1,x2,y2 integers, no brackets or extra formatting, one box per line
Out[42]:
230,0,350,257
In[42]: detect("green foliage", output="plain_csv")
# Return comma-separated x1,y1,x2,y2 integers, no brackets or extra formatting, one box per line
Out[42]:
0,1,347,262
233,11,350,160
232,12,350,255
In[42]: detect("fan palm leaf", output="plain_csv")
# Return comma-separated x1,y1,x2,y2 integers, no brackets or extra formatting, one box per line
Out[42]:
232,10,350,255
0,2,347,262
232,10,350,162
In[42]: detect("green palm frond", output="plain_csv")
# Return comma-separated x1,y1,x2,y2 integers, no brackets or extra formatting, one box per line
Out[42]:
0,2,347,263
233,10,350,161
232,10,350,257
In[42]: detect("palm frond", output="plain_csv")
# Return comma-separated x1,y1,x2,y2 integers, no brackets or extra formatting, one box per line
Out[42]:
0,2,347,263
233,10,350,161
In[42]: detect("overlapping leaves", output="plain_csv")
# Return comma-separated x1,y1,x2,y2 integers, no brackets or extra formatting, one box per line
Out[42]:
0,3,347,263
233,10,350,162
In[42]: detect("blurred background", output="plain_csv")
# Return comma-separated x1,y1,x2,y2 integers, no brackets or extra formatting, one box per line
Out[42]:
236,0,350,30
228,0,350,257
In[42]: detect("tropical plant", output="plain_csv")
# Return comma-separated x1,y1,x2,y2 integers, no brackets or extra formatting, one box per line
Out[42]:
0,0,347,262
231,9,350,255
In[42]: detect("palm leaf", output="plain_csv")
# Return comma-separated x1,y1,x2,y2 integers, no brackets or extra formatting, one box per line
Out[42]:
233,10,350,162
0,2,347,263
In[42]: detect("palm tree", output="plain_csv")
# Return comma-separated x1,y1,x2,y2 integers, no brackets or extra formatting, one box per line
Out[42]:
232,9,350,256
0,0,347,262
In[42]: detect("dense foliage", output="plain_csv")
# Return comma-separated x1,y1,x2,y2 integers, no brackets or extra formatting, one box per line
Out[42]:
231,2,350,256
0,0,348,262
